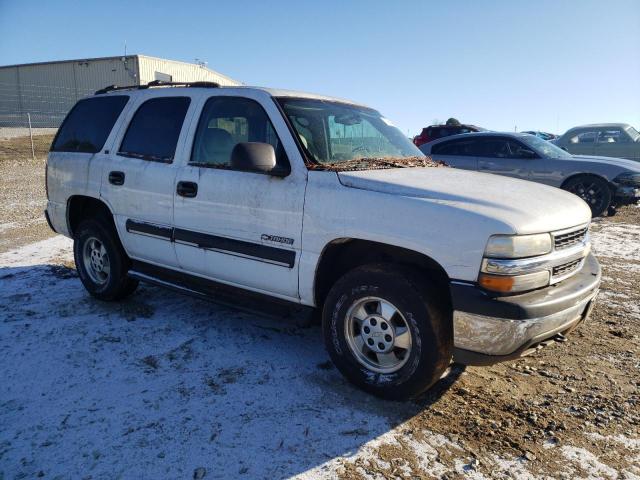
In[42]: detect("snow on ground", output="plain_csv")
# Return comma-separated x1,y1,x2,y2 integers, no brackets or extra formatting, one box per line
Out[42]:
1,230,638,479
1,236,461,479
590,222,640,265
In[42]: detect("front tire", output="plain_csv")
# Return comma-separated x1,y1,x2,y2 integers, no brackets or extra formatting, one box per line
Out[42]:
73,219,138,301
562,175,612,217
322,264,452,400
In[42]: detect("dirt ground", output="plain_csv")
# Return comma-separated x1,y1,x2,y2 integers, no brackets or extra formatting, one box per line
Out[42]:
0,135,55,253
1,135,638,478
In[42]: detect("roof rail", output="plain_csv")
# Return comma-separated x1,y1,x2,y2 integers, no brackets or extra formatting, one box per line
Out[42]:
95,80,221,95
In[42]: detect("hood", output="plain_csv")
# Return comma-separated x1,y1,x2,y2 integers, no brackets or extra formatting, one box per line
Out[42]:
569,155,640,172
337,167,592,235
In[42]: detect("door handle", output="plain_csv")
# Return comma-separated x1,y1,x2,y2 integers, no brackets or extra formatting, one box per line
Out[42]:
108,171,125,185
177,181,198,198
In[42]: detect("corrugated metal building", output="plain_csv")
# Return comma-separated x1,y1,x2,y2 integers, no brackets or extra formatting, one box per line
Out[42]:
0,54,241,126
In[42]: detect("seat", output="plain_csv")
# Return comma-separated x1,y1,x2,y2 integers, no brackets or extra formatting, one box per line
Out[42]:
198,127,234,165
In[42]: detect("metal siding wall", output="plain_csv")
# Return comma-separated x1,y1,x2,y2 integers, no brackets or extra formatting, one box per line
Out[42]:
0,56,238,126
138,57,240,86
10,62,75,116
0,67,20,114
73,57,137,95
0,58,138,126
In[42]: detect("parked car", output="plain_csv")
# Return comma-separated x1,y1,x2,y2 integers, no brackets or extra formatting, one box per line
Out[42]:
46,82,600,400
420,132,640,217
553,123,640,161
413,123,484,147
522,131,557,141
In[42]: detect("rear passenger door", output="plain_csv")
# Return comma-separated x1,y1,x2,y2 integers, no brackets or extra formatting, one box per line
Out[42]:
173,94,305,300
428,138,480,170
100,94,194,267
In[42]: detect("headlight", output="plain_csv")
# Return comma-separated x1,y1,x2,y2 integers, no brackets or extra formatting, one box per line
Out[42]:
613,172,640,186
484,233,552,259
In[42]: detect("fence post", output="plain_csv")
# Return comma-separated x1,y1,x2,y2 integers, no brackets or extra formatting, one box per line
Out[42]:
27,113,36,161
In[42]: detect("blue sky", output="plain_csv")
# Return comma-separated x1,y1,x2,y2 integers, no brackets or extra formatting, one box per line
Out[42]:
1,0,638,136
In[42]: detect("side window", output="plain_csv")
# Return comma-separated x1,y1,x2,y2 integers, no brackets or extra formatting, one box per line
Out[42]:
431,139,479,156
51,96,129,153
191,97,287,168
476,138,510,158
597,129,629,143
119,97,191,162
569,131,597,144
505,140,536,159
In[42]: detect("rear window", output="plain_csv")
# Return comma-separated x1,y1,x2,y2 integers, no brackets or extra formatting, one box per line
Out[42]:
119,97,191,162
51,96,129,153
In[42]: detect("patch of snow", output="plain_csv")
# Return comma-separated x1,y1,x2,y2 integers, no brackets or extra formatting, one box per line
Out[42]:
561,446,618,479
488,456,539,479
0,235,72,267
586,432,640,450
591,223,640,263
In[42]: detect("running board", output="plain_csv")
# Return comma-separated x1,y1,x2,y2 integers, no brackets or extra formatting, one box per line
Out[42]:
128,261,314,324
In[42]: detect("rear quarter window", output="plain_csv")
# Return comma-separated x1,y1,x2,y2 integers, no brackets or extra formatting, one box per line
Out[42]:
51,96,129,153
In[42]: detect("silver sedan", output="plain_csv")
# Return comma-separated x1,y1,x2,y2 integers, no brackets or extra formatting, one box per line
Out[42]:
420,132,640,217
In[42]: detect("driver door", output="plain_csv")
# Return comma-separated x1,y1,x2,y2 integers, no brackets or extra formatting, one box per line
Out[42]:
172,95,306,300
477,137,533,180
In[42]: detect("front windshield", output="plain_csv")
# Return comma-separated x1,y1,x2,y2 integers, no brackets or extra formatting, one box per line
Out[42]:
277,97,425,169
520,134,573,159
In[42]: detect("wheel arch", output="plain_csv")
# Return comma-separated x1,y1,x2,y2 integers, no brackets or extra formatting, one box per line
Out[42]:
66,195,116,237
560,172,614,191
314,238,452,312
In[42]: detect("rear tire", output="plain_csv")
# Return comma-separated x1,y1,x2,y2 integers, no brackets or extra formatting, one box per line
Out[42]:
562,175,612,217
322,264,452,400
73,218,138,301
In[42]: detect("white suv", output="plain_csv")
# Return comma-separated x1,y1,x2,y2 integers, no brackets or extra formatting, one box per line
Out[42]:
45,81,600,399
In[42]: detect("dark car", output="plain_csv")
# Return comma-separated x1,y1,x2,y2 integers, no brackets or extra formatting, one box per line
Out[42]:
413,123,485,147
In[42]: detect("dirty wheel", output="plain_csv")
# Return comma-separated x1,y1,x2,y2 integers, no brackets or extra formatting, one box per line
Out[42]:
322,264,452,400
562,175,612,217
74,219,138,301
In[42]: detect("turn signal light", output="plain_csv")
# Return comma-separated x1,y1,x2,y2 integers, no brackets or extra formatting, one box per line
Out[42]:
478,270,550,293
478,274,515,292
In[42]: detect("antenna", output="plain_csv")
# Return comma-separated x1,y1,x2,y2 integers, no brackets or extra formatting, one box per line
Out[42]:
124,40,127,57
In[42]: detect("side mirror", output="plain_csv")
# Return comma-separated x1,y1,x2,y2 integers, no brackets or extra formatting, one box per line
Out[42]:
230,142,288,177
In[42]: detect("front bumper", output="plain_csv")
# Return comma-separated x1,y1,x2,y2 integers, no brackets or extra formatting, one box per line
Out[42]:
614,184,640,204
451,253,600,365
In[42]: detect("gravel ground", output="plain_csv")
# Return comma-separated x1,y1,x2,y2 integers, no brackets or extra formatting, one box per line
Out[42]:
0,135,55,253
1,135,639,478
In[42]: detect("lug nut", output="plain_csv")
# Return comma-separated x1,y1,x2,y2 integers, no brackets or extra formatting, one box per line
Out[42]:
385,334,392,342
381,322,388,330
363,326,370,334
367,338,374,346
378,343,385,350
370,318,377,326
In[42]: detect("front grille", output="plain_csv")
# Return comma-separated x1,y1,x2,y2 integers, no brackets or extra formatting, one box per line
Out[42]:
554,226,588,250
552,258,582,278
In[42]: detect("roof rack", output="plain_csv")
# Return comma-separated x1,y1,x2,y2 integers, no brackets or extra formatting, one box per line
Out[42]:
95,80,221,95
